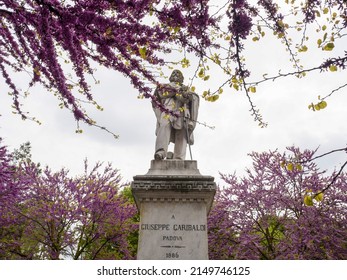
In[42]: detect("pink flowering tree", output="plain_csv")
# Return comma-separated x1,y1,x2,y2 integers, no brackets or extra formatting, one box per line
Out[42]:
0,0,214,135
0,140,138,259
1,1,347,131
208,147,347,259
0,139,33,258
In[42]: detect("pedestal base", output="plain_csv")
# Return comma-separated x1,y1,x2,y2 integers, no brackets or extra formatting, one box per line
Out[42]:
131,160,216,260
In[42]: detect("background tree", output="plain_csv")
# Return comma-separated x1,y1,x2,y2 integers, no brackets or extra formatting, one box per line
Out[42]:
207,194,237,259
0,141,138,260
3,142,347,260
11,141,32,164
0,139,33,258
208,146,347,259
119,186,140,257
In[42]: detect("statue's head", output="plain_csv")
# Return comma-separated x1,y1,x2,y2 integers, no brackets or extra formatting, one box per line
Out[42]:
169,69,184,84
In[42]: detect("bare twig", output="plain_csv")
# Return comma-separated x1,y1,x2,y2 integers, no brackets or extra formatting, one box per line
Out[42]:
308,147,347,163
314,160,347,198
321,83,347,101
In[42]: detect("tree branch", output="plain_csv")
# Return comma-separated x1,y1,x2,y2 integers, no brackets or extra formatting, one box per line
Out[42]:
321,83,347,101
308,147,347,163
315,160,347,197
0,8,12,17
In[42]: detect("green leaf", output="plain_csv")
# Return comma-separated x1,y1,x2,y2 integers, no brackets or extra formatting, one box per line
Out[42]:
202,90,210,98
277,20,285,28
173,26,180,33
318,101,327,109
329,65,338,72
296,164,303,171
314,104,321,111
198,68,205,78
314,192,324,202
323,42,335,51
304,195,314,206
139,47,147,59
181,58,190,68
207,95,219,102
298,45,308,52
286,163,294,171
33,66,41,76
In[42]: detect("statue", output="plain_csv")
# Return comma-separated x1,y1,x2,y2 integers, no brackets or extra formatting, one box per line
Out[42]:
152,70,199,160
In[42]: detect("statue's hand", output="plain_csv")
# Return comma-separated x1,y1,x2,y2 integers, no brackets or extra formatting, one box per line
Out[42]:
157,84,176,99
176,87,192,103
188,120,194,131
180,85,189,92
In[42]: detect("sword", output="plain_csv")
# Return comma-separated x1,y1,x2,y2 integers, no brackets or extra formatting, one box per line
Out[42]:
185,118,193,160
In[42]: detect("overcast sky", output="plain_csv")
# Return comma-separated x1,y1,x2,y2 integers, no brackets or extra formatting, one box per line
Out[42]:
1,4,347,186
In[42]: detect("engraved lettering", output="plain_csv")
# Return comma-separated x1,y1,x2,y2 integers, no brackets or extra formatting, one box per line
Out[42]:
173,224,206,231
162,235,183,241
140,224,170,230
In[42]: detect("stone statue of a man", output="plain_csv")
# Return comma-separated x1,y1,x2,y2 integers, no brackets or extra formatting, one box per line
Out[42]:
152,70,199,160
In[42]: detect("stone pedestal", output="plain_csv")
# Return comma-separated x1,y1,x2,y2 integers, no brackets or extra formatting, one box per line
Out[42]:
131,160,216,260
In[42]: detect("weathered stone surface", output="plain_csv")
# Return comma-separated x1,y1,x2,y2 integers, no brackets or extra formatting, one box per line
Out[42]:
131,160,216,260
146,160,201,175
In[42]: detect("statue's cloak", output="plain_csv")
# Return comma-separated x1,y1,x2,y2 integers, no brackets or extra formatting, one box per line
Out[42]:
153,83,199,145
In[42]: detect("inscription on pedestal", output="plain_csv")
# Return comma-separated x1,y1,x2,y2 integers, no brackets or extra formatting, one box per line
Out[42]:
131,160,216,260
137,202,209,259
140,217,207,259
140,223,206,231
